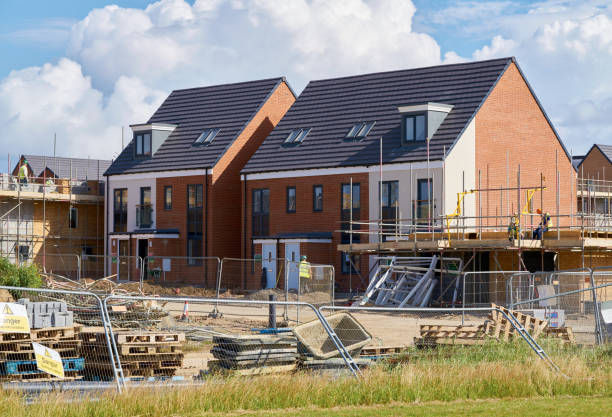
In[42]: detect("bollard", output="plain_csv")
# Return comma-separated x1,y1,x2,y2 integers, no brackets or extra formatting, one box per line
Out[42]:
268,294,276,329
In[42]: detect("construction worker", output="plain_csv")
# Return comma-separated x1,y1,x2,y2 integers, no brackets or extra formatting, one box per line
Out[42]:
508,214,519,242
18,159,29,185
298,255,312,292
532,210,552,240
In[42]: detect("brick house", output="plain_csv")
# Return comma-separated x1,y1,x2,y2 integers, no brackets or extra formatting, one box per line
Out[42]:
104,78,296,284
241,57,576,291
576,144,612,216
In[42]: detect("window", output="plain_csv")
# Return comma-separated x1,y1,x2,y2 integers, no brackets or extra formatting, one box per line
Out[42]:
341,252,360,274
137,187,152,228
380,181,399,241
69,207,78,229
252,188,270,237
283,128,311,145
164,186,172,210
135,132,152,157
313,185,323,212
81,246,93,261
346,121,375,139
193,128,220,146
415,178,433,222
404,114,426,142
113,188,128,232
286,186,296,213
341,183,360,244
16,245,29,262
187,184,204,264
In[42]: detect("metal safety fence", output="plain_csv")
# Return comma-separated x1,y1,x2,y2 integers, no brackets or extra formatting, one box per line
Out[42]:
80,255,142,283
0,285,121,392
219,258,286,292
462,271,521,308
33,253,81,282
141,256,220,289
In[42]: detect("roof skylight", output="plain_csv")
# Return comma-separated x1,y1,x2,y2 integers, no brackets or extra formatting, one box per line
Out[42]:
284,128,311,145
193,128,220,146
346,122,375,139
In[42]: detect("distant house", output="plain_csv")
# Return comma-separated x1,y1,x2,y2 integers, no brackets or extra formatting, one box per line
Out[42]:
104,78,296,284
241,57,576,291
577,144,612,215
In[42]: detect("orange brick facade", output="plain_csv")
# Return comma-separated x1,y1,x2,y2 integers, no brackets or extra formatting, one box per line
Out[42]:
475,63,577,229
242,173,369,291
578,146,612,181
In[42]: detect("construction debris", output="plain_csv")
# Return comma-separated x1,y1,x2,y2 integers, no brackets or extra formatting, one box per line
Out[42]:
486,304,548,341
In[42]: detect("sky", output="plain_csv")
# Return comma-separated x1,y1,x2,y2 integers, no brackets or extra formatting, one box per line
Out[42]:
1,0,611,171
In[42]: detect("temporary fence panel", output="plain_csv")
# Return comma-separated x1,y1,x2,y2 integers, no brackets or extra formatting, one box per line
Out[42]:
318,305,560,373
80,255,142,283
33,253,81,282
101,295,359,387
462,271,521,308
0,285,122,392
142,256,220,288
219,258,286,291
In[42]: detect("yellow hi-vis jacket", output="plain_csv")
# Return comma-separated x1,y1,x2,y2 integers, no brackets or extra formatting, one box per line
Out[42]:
299,261,311,279
18,164,28,179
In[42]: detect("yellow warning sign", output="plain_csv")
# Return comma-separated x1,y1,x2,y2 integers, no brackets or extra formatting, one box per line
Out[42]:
33,342,64,378
0,302,30,334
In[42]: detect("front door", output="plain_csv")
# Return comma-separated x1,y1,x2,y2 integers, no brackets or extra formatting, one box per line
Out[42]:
285,243,300,290
117,239,129,281
138,239,149,280
262,244,276,289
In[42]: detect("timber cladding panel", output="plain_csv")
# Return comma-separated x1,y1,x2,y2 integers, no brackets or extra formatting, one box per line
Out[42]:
243,172,369,291
475,62,577,229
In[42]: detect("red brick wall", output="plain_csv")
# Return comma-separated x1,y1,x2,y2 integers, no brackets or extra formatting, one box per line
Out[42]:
209,82,296,262
475,62,576,229
243,172,369,291
578,147,612,181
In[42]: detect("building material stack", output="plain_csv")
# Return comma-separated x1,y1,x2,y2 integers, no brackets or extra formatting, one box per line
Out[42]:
80,330,185,379
208,334,298,375
0,300,83,381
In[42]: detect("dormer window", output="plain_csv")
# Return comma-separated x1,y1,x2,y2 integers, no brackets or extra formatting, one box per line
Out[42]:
284,128,311,145
404,114,426,142
193,128,220,146
135,132,152,157
346,122,375,139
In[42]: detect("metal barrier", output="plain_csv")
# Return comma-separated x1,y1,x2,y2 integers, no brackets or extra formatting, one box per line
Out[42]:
141,256,220,289
462,271,521,308
102,295,360,389
80,255,142,283
219,258,287,291
0,285,122,392
33,253,81,281
285,261,335,324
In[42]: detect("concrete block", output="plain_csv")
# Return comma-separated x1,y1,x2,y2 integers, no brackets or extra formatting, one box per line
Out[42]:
33,313,52,329
27,312,33,326
58,303,67,312
51,311,73,327
18,298,30,304
34,303,47,314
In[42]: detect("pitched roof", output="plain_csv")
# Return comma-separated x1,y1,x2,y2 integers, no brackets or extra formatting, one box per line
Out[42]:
20,155,111,180
105,77,289,176
242,58,514,174
578,144,612,169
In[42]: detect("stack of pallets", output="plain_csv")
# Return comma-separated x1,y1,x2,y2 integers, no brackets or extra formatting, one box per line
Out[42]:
543,327,576,344
208,334,298,375
80,330,185,379
415,324,488,347
0,325,83,381
485,304,548,341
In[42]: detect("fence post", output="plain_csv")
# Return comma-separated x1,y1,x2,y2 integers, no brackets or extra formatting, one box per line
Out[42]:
590,270,603,344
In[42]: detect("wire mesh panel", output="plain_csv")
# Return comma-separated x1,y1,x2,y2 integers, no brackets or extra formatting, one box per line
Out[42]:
100,295,357,386
462,271,520,307
142,256,220,288
33,253,81,282
80,255,142,283
0,286,120,391
219,258,286,292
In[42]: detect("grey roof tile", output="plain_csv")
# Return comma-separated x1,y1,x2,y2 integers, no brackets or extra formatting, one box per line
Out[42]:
242,58,512,174
21,155,111,180
105,77,286,175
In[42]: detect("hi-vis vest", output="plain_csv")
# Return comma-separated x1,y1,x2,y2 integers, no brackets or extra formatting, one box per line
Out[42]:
299,261,311,279
18,164,28,179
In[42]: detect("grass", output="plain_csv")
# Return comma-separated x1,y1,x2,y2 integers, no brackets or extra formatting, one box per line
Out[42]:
2,351,610,417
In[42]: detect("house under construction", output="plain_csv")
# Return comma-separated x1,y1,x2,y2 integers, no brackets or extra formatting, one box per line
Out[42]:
0,155,111,278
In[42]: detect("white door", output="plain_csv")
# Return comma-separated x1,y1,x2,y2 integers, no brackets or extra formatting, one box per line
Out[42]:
262,244,276,289
285,243,300,290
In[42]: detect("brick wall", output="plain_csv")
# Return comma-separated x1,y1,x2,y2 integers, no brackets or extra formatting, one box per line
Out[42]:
243,172,369,291
578,147,612,181
475,62,577,229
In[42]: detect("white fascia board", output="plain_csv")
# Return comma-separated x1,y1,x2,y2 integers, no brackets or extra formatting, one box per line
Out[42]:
132,233,179,239
279,238,332,243
107,169,210,181
109,235,130,240
397,102,454,114
130,123,177,132
242,161,443,181
253,239,277,244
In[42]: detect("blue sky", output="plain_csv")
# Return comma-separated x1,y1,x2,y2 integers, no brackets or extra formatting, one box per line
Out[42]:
1,0,611,170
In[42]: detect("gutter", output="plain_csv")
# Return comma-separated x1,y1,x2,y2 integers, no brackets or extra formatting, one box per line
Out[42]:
205,168,209,280
243,174,248,288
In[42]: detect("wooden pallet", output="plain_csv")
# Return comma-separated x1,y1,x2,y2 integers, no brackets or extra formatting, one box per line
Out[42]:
119,344,182,356
415,324,488,346
360,346,409,356
487,304,548,341
30,326,81,340
543,327,576,344
115,332,185,344
0,333,31,342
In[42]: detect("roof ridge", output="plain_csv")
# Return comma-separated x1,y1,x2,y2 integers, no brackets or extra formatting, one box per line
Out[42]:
170,77,286,94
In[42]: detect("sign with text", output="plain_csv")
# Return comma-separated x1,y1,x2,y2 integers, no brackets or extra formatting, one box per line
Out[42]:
0,302,30,333
33,342,64,378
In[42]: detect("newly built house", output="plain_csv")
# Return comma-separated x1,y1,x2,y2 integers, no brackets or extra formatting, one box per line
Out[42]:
240,57,596,292
104,77,296,284
1,155,110,278
577,144,612,217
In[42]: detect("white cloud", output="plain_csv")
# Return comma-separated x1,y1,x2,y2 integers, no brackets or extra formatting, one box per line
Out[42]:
0,59,166,160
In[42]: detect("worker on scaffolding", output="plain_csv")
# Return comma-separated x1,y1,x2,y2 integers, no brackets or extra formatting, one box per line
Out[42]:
532,209,552,240
18,159,29,187
508,214,520,242
299,255,312,292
